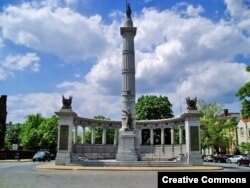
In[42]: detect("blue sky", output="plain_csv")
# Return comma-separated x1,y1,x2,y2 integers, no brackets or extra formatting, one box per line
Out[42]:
0,0,249,123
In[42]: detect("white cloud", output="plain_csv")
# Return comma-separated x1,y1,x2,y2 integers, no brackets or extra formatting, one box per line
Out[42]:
7,93,61,123
0,53,40,80
0,2,108,61
3,1,250,122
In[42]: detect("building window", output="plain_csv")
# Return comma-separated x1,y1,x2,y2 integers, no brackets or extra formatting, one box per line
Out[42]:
240,127,244,136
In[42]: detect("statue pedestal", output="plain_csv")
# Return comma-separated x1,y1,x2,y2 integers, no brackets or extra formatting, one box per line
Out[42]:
116,130,138,161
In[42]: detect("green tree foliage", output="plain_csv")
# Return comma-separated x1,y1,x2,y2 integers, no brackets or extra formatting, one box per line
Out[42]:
236,66,250,118
136,95,173,120
4,122,22,149
240,142,250,154
21,114,58,153
200,101,237,154
21,114,45,150
37,115,58,153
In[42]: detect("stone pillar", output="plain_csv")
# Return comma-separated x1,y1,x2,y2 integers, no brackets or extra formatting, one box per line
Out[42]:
55,109,77,165
138,129,142,145
171,127,175,157
116,5,138,161
82,126,86,144
161,128,165,145
114,129,118,146
182,111,202,166
102,128,107,145
150,129,154,145
74,125,78,144
91,127,95,145
179,127,183,153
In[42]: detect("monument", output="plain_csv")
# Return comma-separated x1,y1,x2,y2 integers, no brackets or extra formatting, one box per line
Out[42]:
0,95,7,149
116,2,138,161
55,1,202,166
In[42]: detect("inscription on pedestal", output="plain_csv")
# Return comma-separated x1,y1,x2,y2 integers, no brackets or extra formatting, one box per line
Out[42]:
190,126,199,151
59,125,69,150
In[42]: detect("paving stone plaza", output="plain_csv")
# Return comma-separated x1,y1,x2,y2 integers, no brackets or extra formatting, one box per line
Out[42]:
55,3,202,167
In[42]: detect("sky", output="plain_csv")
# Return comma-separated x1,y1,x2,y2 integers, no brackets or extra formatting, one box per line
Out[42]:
0,0,250,123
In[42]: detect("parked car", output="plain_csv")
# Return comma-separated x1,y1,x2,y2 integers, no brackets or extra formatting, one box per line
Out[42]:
213,155,228,163
203,155,215,162
238,155,250,166
226,155,244,164
33,151,51,162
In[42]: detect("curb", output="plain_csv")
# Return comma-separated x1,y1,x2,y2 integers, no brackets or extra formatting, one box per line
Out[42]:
0,159,32,163
36,163,224,171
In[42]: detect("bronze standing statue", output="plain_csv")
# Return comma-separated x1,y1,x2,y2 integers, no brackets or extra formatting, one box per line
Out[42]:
126,2,131,18
122,108,133,130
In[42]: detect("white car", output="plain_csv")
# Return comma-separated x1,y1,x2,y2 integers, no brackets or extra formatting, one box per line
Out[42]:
226,155,244,163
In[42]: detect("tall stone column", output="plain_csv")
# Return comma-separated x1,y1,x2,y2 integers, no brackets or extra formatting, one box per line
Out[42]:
55,106,77,165
182,111,202,165
82,126,86,144
74,126,78,144
150,129,154,145
114,129,118,146
102,128,107,145
91,128,95,145
116,3,138,161
161,128,165,145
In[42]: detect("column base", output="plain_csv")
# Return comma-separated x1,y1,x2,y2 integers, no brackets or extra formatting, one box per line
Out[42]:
187,151,203,166
116,131,138,161
55,151,71,165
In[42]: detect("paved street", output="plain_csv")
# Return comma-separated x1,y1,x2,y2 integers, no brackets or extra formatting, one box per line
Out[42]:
0,161,156,188
0,161,249,188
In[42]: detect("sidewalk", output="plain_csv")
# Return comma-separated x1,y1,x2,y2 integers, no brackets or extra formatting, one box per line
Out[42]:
0,159,32,163
37,162,223,171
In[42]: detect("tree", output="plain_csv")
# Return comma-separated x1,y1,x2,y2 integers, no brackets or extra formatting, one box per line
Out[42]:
21,114,58,153
4,122,22,149
239,142,250,154
199,101,237,154
136,95,173,120
236,66,250,118
37,115,58,154
21,114,45,150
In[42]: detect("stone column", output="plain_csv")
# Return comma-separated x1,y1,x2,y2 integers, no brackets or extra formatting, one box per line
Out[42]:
150,129,154,145
182,111,202,165
171,127,175,157
82,126,86,144
114,129,118,146
138,129,142,145
102,128,107,145
91,127,95,145
74,125,78,144
161,128,165,145
55,109,77,165
116,5,138,161
179,127,183,153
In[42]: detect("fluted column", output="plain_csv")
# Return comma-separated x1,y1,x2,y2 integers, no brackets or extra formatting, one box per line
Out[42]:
150,129,154,145
114,129,118,146
171,127,175,145
161,128,165,145
82,126,86,144
179,126,183,154
138,129,142,145
91,127,95,145
74,126,78,144
102,128,107,145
